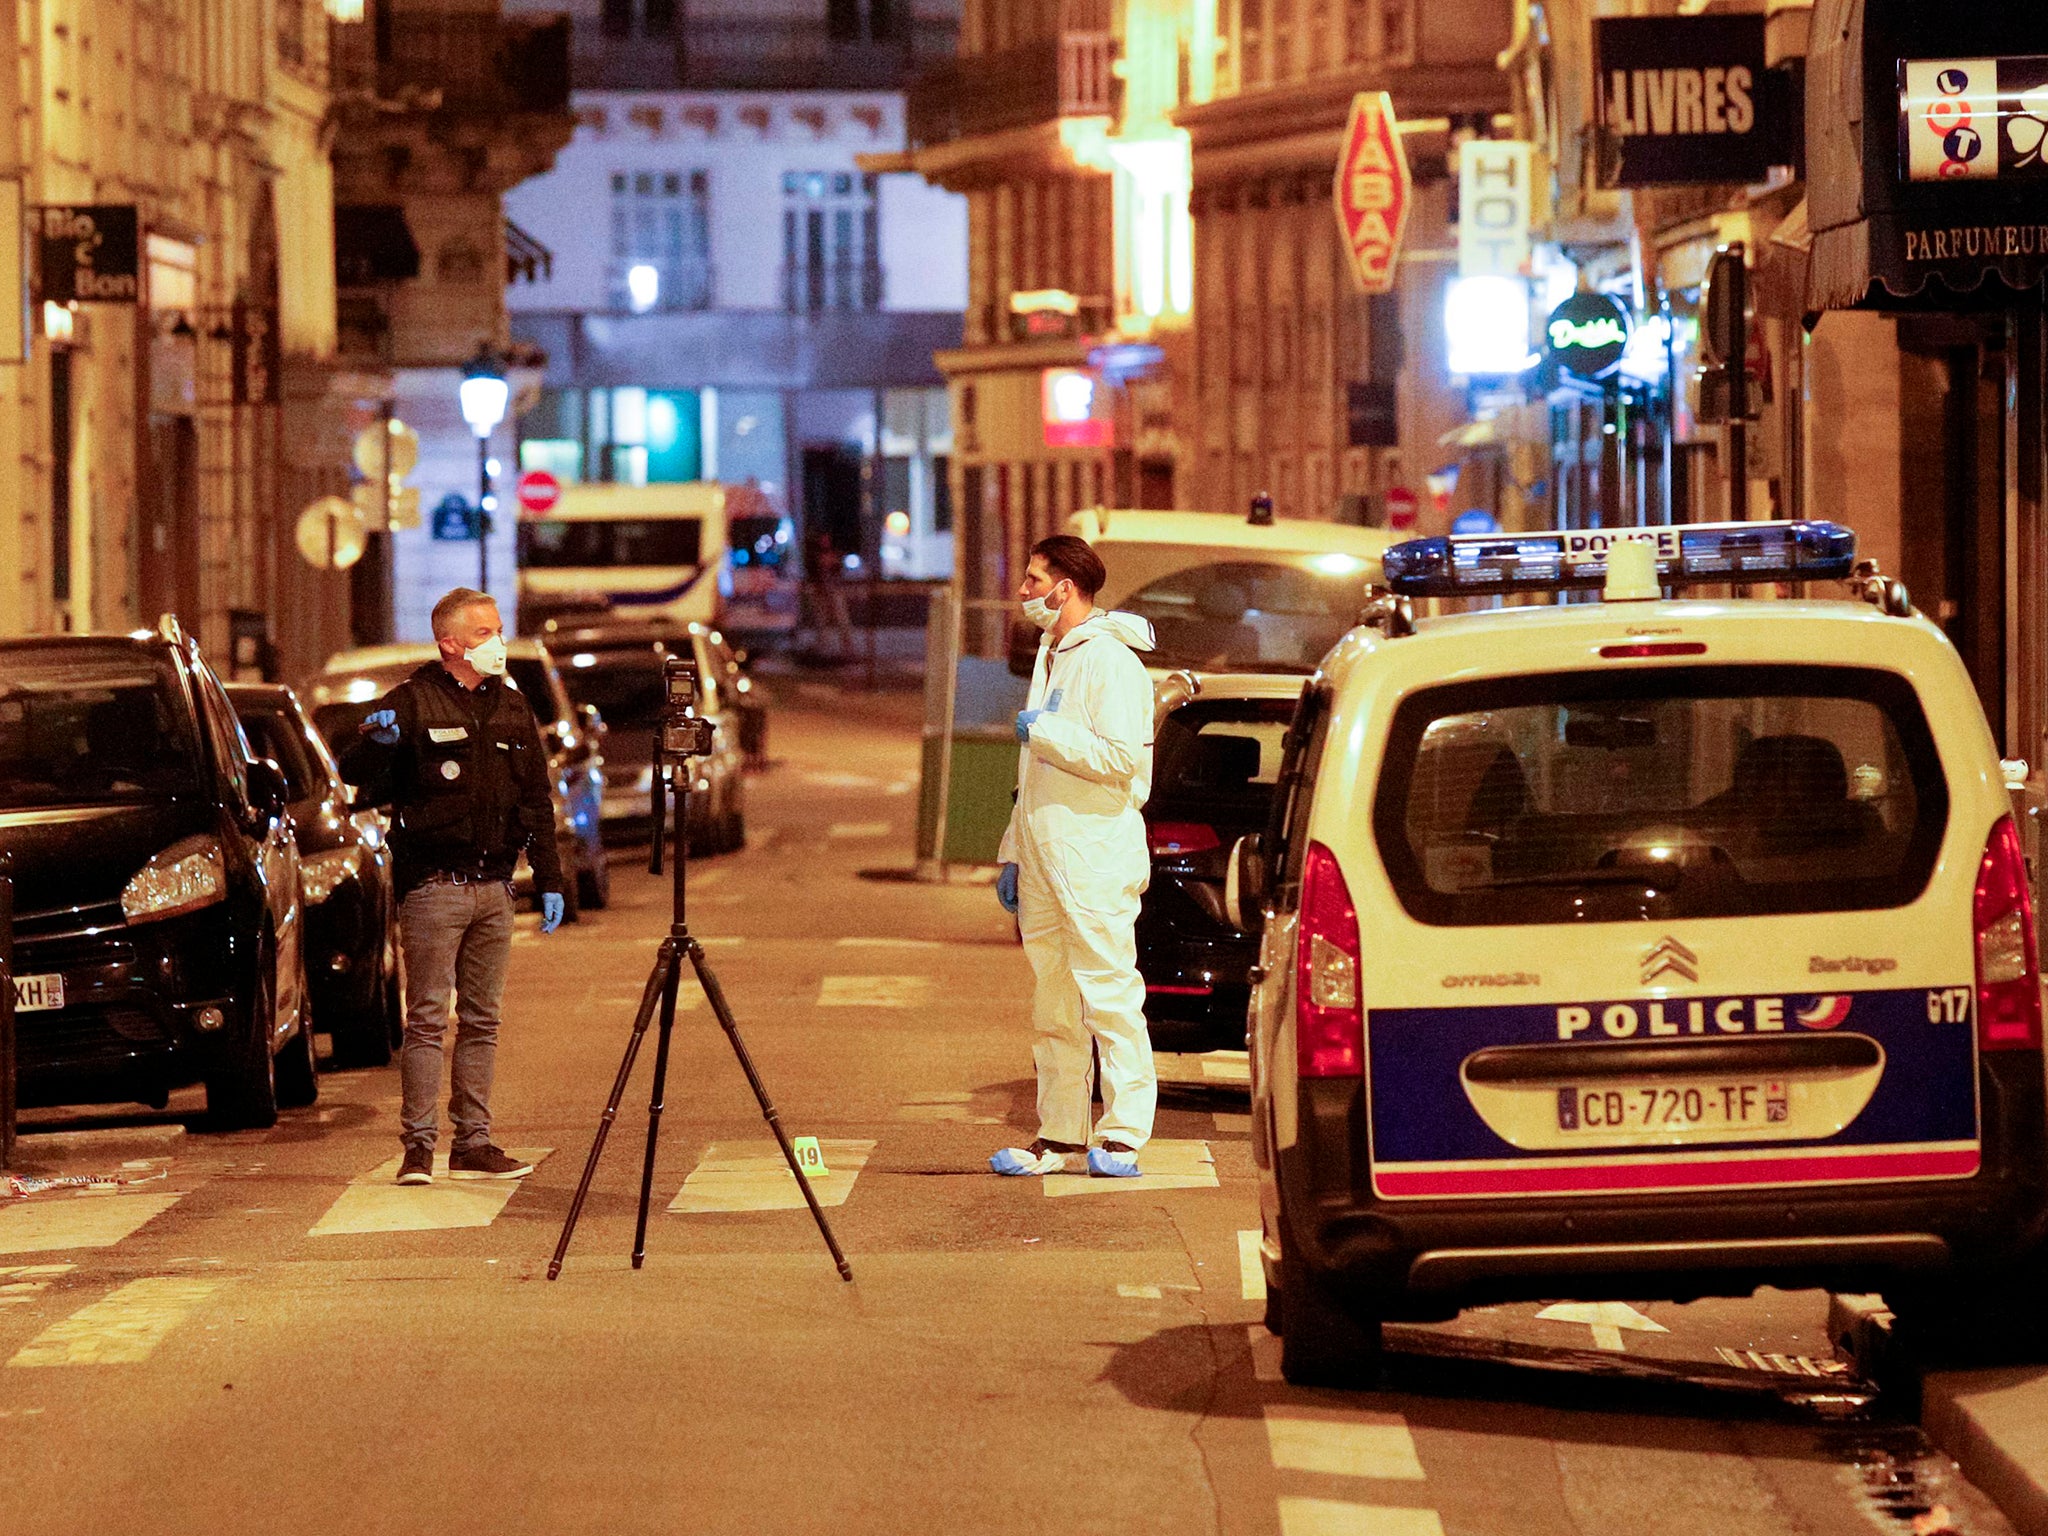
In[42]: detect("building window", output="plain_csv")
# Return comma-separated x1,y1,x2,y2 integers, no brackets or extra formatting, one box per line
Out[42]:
827,0,899,44
609,170,713,312
781,170,881,313
276,0,309,69
601,0,632,37
603,0,674,36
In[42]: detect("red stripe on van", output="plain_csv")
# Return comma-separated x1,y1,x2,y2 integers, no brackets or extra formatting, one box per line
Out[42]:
1374,1145,1980,1199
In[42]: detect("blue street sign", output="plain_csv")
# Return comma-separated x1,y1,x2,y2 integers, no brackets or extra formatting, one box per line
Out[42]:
1452,510,1501,535
431,494,478,542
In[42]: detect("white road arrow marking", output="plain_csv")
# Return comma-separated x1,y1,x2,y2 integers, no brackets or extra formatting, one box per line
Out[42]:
1533,1300,1668,1352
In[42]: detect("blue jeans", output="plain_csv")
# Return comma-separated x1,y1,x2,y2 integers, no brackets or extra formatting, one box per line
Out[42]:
398,879,514,1154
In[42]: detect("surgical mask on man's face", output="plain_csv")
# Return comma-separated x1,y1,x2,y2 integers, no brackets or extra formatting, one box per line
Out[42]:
463,633,508,677
1020,583,1068,632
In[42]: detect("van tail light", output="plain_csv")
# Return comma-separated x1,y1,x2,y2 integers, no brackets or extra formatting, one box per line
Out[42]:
1296,841,1363,1077
1974,817,2041,1051
1149,821,1221,857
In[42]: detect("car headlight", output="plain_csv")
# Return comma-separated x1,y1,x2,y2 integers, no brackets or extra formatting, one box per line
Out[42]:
122,836,226,923
301,846,364,905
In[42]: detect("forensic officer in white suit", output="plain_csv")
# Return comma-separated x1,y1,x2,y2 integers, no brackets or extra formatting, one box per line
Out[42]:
990,534,1159,1178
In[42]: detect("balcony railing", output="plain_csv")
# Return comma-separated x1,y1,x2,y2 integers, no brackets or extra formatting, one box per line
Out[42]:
782,260,884,315
571,16,957,93
331,13,570,116
607,260,716,314
906,7,1115,150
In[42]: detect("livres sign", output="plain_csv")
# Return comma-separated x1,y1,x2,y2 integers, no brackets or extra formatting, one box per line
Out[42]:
37,205,139,303
1333,92,1411,295
1596,16,1777,187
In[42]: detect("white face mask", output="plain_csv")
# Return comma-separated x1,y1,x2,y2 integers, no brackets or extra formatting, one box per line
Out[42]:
463,633,508,677
1021,583,1069,632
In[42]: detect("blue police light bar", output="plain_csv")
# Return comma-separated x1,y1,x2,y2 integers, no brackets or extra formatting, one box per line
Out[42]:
1379,520,1858,598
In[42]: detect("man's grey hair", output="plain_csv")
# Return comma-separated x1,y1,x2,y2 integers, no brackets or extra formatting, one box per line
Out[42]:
430,587,496,639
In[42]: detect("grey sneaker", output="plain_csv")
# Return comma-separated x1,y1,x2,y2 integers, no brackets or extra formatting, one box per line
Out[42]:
397,1146,433,1186
448,1144,534,1180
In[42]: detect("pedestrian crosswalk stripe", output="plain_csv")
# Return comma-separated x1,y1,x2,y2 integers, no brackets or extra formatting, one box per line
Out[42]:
0,1193,183,1255
817,975,934,1008
1213,1110,1253,1134
1239,1229,1267,1300
1276,1499,1445,1536
1042,1139,1217,1197
1265,1409,1426,1480
1248,1324,1282,1382
7,1277,220,1367
0,1264,74,1306
307,1148,551,1237
668,1138,874,1213
835,937,942,950
896,1093,1002,1124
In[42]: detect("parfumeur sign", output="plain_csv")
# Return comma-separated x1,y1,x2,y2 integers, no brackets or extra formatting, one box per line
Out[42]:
1596,16,1775,187
1334,92,1411,295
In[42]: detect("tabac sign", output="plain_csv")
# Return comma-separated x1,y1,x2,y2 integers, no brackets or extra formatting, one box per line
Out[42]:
1334,92,1411,294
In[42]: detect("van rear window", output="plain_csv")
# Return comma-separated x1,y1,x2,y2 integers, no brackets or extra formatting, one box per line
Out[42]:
1371,666,1948,925
519,518,702,568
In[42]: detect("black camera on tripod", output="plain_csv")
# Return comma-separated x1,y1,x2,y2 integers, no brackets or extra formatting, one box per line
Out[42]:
659,653,717,760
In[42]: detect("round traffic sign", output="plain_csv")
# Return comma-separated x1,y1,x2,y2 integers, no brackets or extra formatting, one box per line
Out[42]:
295,495,367,571
1386,485,1420,530
351,419,419,480
516,469,562,515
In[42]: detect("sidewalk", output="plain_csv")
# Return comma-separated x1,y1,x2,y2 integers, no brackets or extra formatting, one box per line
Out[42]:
1924,1369,2048,1534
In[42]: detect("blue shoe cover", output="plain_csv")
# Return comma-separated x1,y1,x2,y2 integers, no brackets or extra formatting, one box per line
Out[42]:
1087,1147,1141,1178
990,1146,1065,1176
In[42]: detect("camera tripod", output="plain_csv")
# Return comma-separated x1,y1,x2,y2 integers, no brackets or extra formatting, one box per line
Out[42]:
548,728,852,1283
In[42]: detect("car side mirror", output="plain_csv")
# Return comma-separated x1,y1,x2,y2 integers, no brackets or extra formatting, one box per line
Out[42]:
1224,833,1268,933
246,757,289,822
1007,621,1040,679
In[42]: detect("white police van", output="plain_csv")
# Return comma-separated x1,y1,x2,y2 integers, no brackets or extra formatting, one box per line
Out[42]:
1225,520,2047,1385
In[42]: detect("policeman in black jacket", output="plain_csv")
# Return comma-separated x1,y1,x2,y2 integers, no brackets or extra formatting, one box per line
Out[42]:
340,587,565,1186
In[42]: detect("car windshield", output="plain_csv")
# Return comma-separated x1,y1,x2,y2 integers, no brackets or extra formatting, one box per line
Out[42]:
518,518,703,568
1373,665,1948,925
236,707,320,801
0,647,202,807
1120,560,1370,673
557,650,665,728
1151,698,1297,838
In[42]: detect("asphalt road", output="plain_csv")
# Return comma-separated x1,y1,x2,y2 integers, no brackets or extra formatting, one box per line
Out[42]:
0,688,2019,1536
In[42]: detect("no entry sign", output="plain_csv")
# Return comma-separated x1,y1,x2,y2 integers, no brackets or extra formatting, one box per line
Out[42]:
516,468,562,515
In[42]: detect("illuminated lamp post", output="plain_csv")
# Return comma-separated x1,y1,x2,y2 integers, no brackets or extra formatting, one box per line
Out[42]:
458,347,511,596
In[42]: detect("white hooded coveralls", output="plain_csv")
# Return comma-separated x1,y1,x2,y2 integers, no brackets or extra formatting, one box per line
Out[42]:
999,610,1159,1150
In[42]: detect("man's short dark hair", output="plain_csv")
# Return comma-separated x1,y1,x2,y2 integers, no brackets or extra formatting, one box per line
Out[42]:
1030,535,1106,599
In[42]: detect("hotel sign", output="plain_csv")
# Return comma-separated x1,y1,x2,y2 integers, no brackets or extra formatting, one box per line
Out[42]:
1334,92,1411,295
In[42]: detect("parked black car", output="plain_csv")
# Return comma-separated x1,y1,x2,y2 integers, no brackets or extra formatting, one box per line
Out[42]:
541,619,752,852
1138,672,1305,1053
0,619,317,1127
228,682,402,1069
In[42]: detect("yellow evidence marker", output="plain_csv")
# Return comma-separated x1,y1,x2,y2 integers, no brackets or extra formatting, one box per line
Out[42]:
790,1137,830,1179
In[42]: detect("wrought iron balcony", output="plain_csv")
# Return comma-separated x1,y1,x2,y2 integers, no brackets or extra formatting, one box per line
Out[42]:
330,11,570,116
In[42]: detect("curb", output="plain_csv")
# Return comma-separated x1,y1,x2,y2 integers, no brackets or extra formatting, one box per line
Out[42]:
7,1122,187,1170
1922,1369,2048,1536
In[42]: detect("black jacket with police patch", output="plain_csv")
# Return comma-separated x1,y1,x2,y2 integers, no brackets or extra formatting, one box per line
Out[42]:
338,661,564,897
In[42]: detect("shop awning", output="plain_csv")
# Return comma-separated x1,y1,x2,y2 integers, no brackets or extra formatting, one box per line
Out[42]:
1807,0,2048,313
334,204,421,288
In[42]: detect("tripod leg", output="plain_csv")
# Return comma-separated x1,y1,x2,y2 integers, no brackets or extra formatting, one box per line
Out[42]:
686,939,854,1283
631,951,683,1270
547,941,680,1280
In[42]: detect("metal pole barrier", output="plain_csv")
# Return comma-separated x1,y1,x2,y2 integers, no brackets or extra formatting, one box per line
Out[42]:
0,859,16,1170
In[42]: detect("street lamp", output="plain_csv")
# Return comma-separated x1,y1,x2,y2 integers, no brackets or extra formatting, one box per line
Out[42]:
458,347,510,595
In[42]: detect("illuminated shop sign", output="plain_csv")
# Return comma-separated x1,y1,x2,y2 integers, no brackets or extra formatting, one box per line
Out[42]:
1899,57,2048,182
1333,91,1412,295
1041,368,1113,450
1545,292,1632,381
1595,16,1778,187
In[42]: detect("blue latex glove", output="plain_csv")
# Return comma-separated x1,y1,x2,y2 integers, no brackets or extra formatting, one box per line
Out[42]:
541,892,565,934
1014,688,1064,744
996,862,1019,914
362,708,399,745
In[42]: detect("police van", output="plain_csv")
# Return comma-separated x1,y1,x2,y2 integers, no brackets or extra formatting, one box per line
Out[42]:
1224,520,2047,1385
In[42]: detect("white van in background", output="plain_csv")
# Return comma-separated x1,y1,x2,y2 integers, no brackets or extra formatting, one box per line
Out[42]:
515,481,731,633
